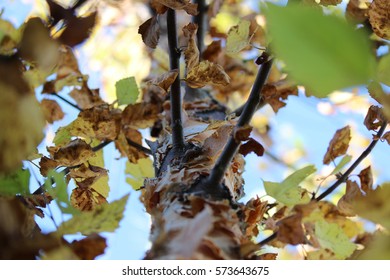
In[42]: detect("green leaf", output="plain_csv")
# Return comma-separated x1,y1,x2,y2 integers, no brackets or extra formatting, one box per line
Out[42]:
264,165,316,206
56,194,129,236
125,157,154,190
226,20,252,54
45,170,79,215
264,4,376,97
0,169,30,196
378,53,390,86
115,77,139,106
330,155,352,175
315,218,356,259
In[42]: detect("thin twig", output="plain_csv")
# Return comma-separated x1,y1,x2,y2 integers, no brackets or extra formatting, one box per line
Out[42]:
167,8,185,151
315,121,387,201
258,232,277,247
92,140,112,152
126,138,152,155
51,92,82,111
193,0,206,54
205,58,273,187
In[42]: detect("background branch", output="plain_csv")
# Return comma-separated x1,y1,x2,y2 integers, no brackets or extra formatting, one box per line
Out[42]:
193,0,206,54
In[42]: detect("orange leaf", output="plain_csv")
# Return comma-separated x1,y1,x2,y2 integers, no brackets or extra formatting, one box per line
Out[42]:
323,126,351,165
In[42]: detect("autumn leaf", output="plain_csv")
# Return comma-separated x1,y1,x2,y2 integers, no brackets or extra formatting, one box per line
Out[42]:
149,69,179,92
346,0,369,23
239,138,265,157
49,138,95,167
58,12,97,47
56,194,129,236
138,16,160,49
353,184,390,229
70,186,107,212
185,60,230,88
122,102,160,129
115,129,148,163
69,234,107,260
364,105,385,131
323,126,351,165
318,0,342,6
226,20,252,54
337,180,363,216
183,23,200,70
40,99,64,123
264,165,315,207
368,0,390,40
277,215,306,245
358,166,373,194
154,0,198,16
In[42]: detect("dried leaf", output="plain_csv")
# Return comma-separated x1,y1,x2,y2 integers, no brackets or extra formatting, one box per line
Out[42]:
56,45,81,80
239,138,265,157
261,81,299,113
39,156,59,176
40,99,64,123
202,40,222,62
353,184,390,229
183,23,199,70
69,234,107,260
69,87,105,109
382,131,390,145
318,0,342,6
154,0,198,16
50,139,95,167
150,69,179,92
323,126,351,165
58,12,97,47
226,20,251,54
358,166,373,194
150,0,168,14
346,0,369,23
364,105,385,131
368,0,390,39
244,197,267,237
138,16,160,49
277,215,306,245
115,129,148,163
56,194,129,236
185,60,230,88
70,186,107,212
337,180,363,216
122,102,160,129
233,125,252,142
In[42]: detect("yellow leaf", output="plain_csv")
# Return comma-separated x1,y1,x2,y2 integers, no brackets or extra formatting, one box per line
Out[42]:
126,158,154,190
226,20,252,54
185,60,230,88
323,126,351,165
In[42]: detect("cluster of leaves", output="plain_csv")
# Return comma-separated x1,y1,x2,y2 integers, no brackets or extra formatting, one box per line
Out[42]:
0,0,390,260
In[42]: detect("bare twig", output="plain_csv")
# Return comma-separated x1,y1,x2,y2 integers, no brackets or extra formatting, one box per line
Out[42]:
167,8,185,151
126,138,152,155
51,92,82,111
205,58,273,187
315,121,387,201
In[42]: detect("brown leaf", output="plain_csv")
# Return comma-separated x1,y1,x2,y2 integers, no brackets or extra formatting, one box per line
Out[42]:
202,40,222,62
59,12,97,47
138,16,160,49
323,126,351,165
69,234,107,260
39,156,59,176
364,105,385,131
70,186,107,212
115,128,148,163
382,131,390,145
155,0,198,16
337,180,363,216
358,166,373,194
368,0,390,39
239,138,265,157
183,23,199,70
46,0,70,27
262,80,298,113
150,0,168,14
79,104,121,141
49,139,95,167
233,125,252,142
318,0,342,6
40,99,64,123
346,0,369,23
69,163,107,181
277,214,306,245
185,60,230,88
57,45,81,80
208,0,224,18
19,17,58,70
20,192,53,218
244,197,267,236
150,69,179,92
122,102,160,129
69,86,105,109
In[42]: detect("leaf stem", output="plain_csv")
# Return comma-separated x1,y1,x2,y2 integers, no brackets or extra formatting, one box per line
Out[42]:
205,58,273,187
167,8,185,151
315,121,387,201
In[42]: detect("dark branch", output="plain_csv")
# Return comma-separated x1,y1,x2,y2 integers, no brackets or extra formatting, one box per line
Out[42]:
315,121,387,201
126,138,152,155
258,232,277,247
193,0,206,54
205,58,273,187
167,8,185,151
92,140,112,152
51,92,82,111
